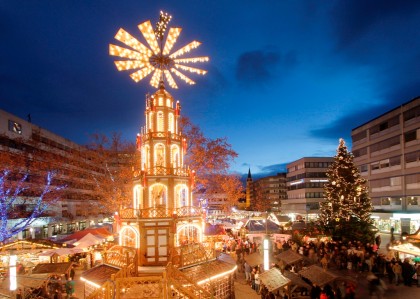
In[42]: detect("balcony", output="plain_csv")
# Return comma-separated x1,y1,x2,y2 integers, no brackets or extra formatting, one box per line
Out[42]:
119,206,204,220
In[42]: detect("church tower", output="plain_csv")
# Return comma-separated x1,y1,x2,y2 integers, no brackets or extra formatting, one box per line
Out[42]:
245,168,253,208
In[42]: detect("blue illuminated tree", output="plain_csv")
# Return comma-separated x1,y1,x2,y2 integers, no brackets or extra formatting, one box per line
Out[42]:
0,168,65,243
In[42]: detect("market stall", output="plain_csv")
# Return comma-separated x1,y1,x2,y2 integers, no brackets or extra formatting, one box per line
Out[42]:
32,262,73,279
298,265,337,287
81,264,121,297
275,249,303,266
244,252,276,268
259,267,291,296
389,242,420,261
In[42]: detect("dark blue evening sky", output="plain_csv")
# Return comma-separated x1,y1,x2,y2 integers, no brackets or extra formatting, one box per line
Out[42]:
1,1,419,177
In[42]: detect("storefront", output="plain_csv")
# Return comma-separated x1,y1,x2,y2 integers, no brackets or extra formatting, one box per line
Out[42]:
372,212,420,234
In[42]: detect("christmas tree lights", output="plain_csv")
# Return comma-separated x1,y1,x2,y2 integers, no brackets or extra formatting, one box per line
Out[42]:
318,138,374,242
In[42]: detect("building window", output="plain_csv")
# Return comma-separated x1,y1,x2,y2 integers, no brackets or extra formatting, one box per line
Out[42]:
8,120,22,134
371,163,380,171
370,116,399,135
391,197,402,205
360,164,368,172
352,130,367,142
390,176,401,187
389,156,401,166
370,136,400,152
405,151,418,163
408,197,418,206
403,105,420,121
353,147,367,157
404,130,417,142
381,197,391,205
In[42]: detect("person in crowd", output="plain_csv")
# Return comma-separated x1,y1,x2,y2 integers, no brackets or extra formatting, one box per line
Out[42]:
401,258,415,286
244,261,251,282
251,268,256,290
375,235,381,249
324,284,335,299
415,262,420,287
70,266,75,281
309,283,321,299
254,269,261,294
344,282,356,299
320,254,329,270
15,288,22,299
392,260,403,285
65,278,75,299
385,259,394,284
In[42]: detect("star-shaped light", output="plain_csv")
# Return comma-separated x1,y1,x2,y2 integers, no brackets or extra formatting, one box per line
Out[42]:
109,11,209,89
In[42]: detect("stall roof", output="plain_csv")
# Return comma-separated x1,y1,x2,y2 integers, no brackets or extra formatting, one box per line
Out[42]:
60,227,112,242
244,219,280,233
408,228,420,242
73,233,104,248
244,252,277,268
298,265,337,287
0,240,59,251
283,271,312,290
389,243,420,256
275,249,303,265
32,262,73,275
81,264,121,286
181,259,236,283
259,267,290,293
18,273,51,289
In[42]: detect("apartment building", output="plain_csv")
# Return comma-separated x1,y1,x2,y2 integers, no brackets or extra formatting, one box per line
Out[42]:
0,109,117,240
284,157,333,221
351,97,420,234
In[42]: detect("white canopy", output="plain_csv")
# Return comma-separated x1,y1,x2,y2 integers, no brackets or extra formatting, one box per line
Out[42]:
389,243,420,256
73,233,104,249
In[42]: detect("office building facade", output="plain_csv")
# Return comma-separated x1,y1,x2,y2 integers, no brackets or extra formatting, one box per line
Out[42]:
0,109,115,240
351,97,420,234
284,157,333,221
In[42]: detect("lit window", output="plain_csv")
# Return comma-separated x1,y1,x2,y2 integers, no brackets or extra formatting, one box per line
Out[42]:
157,112,164,132
168,113,174,133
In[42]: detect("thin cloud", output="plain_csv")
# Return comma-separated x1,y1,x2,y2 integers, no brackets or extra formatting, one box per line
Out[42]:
235,49,297,87
331,0,420,49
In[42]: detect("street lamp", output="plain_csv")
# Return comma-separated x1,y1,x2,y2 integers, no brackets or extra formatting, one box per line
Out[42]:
263,210,270,271
9,253,17,291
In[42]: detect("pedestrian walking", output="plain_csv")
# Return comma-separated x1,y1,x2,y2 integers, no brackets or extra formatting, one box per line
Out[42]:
244,261,251,282
375,235,381,248
65,278,75,299
254,269,260,294
392,261,402,285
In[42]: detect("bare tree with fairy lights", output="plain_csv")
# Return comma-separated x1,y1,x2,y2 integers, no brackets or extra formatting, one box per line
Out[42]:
0,150,66,242
318,138,374,243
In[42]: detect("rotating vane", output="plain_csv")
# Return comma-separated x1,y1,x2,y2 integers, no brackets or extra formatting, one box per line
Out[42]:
109,11,209,89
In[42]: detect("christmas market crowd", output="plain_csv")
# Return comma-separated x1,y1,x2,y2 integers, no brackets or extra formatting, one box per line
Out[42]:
219,234,420,299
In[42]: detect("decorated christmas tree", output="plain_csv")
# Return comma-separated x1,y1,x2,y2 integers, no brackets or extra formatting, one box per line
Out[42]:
318,138,374,242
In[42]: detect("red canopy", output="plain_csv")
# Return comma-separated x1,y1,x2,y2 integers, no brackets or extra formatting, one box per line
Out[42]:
60,227,112,242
